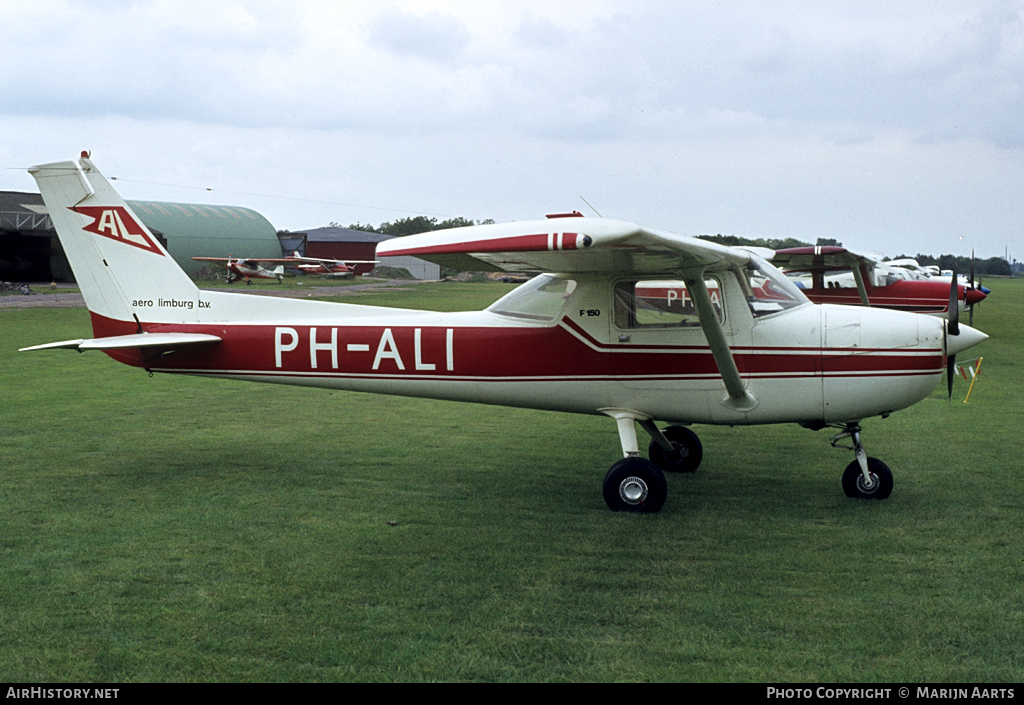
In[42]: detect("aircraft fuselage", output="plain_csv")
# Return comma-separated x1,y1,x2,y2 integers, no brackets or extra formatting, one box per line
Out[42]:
93,273,949,428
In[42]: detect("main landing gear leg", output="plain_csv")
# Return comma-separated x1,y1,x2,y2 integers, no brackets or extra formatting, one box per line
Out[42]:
830,423,893,500
600,411,667,513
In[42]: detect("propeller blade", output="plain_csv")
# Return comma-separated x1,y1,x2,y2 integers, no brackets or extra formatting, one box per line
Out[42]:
948,262,960,337
947,352,956,400
966,252,975,326
946,262,959,400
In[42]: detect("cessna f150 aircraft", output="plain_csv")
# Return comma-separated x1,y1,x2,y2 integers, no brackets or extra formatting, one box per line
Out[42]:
769,246,987,320
23,155,987,513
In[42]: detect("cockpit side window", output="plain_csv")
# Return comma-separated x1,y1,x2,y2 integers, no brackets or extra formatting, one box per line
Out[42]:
614,278,724,329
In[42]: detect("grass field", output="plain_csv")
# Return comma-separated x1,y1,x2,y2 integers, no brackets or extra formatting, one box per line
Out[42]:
1,279,1021,682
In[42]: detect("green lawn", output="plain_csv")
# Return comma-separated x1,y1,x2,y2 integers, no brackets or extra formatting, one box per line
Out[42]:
1,279,1020,682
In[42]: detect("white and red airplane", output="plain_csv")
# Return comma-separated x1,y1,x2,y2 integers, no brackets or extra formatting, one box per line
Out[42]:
191,255,286,284
284,252,378,278
769,246,987,320
22,155,987,513
193,252,377,282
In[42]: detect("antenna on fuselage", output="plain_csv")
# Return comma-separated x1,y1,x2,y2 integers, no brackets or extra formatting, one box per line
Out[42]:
580,196,603,218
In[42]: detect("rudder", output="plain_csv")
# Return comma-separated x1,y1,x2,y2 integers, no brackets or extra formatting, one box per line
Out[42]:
30,156,200,328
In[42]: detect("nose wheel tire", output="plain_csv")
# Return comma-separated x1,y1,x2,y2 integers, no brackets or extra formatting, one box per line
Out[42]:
841,457,893,499
603,457,668,513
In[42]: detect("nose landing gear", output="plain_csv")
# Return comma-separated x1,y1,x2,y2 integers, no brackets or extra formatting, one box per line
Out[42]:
830,423,893,500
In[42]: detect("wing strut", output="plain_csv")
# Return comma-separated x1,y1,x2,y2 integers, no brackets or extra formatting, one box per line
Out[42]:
851,264,871,307
683,272,758,412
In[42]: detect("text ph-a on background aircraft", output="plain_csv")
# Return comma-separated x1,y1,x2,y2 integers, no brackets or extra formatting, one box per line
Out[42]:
22,156,987,513
191,255,286,284
769,246,986,320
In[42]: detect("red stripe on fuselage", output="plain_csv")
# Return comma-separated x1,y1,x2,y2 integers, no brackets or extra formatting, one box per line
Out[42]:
88,312,943,382
801,280,955,314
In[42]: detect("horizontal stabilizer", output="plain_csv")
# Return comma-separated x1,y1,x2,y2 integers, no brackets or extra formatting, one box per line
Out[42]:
21,332,222,352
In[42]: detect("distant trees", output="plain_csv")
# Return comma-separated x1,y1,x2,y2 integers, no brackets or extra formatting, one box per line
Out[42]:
697,234,813,250
984,257,1011,276
815,238,843,248
341,216,492,237
890,253,1011,277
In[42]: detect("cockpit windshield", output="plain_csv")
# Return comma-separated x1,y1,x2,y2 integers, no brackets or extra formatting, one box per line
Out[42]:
488,275,577,321
740,254,810,317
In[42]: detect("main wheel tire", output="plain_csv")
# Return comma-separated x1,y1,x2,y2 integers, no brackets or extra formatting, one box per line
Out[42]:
648,425,703,473
842,457,893,499
603,457,668,513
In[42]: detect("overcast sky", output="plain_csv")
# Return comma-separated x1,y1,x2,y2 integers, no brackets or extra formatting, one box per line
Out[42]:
2,0,1021,259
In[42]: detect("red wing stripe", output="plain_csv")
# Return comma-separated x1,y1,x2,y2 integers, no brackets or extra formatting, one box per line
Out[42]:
383,232,584,257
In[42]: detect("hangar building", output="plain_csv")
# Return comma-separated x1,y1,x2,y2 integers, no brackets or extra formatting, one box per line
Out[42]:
1,190,281,281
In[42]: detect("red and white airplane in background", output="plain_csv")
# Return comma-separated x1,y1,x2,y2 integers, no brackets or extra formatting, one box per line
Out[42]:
769,246,987,320
192,252,376,283
191,255,286,284
22,155,987,513
283,252,377,278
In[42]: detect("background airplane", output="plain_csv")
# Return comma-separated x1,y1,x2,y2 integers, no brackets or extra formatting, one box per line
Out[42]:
769,246,986,320
888,257,991,294
193,253,377,282
23,156,986,513
283,252,378,278
191,256,286,284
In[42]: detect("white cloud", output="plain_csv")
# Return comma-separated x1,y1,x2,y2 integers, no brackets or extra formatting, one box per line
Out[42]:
368,7,471,62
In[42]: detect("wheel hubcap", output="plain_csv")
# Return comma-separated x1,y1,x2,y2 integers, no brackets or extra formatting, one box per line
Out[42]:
620,476,648,504
858,472,878,493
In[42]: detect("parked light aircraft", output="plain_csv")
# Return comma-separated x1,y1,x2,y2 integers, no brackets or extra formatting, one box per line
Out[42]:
283,252,378,278
769,246,986,320
193,252,377,282
192,255,286,284
22,156,987,512
888,258,991,294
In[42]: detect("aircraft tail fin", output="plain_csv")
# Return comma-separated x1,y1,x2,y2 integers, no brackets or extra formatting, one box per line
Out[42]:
29,155,200,332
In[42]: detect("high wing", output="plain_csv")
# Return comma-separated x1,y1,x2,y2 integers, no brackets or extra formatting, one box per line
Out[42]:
377,215,766,410
375,216,749,276
191,256,278,265
192,257,238,264
192,255,377,267
768,245,874,273
284,254,379,266
768,245,873,306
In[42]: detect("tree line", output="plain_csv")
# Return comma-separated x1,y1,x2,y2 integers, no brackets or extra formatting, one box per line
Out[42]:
338,216,494,237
